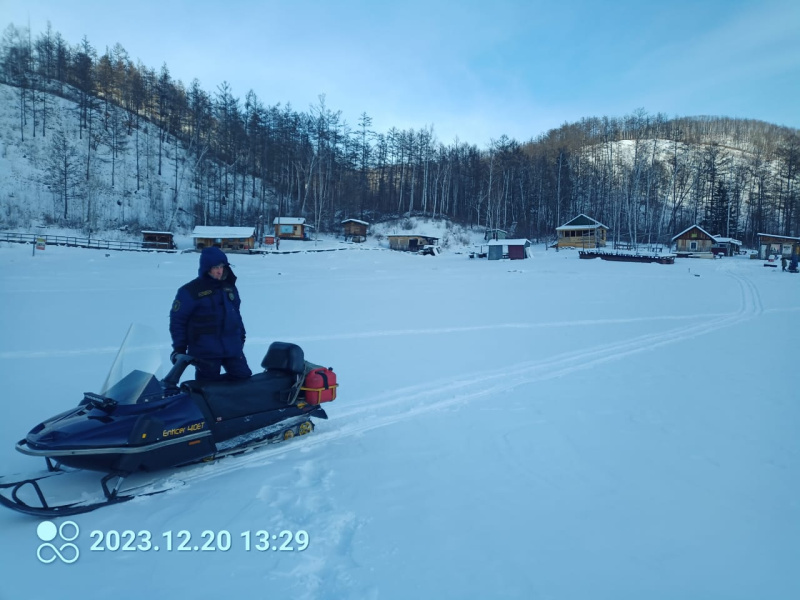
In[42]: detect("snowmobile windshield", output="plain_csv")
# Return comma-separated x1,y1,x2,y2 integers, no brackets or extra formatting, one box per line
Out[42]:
100,324,166,404
102,370,163,404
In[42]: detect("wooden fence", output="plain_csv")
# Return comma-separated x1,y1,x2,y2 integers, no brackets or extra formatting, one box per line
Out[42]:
0,232,174,252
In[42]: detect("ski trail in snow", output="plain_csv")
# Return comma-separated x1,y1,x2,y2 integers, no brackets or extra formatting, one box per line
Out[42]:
249,313,731,345
336,270,762,416
159,271,765,489
0,313,730,360
0,346,123,359
2,269,764,496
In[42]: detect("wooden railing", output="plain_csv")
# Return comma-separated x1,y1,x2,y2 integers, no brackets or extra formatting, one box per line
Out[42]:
0,231,174,252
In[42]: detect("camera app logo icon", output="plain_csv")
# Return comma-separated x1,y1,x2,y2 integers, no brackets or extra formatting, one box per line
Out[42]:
36,520,80,564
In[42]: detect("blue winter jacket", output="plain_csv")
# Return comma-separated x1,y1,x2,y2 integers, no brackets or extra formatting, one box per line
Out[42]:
169,247,247,359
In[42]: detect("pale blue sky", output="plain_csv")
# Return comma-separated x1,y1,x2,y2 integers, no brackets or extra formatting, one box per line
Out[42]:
3,0,799,146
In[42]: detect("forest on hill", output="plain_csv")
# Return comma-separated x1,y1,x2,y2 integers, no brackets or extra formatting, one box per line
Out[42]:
1,22,798,246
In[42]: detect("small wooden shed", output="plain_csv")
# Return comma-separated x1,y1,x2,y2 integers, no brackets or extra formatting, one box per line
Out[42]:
274,217,310,240
487,239,531,260
556,214,609,248
141,230,175,250
671,225,715,255
191,226,255,251
342,219,369,242
387,234,439,252
757,233,800,259
711,236,742,257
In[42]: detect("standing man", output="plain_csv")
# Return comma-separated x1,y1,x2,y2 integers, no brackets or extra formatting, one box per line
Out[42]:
170,246,252,381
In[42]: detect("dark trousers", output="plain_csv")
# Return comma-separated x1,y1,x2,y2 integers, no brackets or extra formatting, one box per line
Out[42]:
195,355,252,382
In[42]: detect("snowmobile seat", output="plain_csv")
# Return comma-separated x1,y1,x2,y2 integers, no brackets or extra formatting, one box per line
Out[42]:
261,341,305,375
184,371,297,422
182,343,307,422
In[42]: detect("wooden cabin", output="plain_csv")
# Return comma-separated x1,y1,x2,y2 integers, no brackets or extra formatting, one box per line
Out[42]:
671,225,716,256
387,234,439,252
274,217,310,240
757,233,800,259
191,226,255,251
556,214,608,248
487,239,531,260
342,219,369,242
141,230,175,250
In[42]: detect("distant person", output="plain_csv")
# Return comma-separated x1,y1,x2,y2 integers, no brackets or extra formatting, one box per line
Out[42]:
781,256,787,272
169,246,251,381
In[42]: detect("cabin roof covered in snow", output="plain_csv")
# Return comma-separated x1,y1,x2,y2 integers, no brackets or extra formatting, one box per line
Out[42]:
387,234,439,240
757,232,800,241
191,226,255,238
487,238,531,246
671,224,715,242
342,219,369,225
273,217,306,225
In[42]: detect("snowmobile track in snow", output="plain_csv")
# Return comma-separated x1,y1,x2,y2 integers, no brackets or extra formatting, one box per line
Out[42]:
1,271,766,507
156,271,765,490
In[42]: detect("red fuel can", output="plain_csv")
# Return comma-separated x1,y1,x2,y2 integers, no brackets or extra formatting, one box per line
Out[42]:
302,368,337,404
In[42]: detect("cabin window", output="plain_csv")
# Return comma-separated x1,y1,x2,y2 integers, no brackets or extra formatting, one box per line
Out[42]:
690,241,697,250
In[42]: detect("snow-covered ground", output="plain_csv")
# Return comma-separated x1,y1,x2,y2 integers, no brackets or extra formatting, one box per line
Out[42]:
0,240,798,599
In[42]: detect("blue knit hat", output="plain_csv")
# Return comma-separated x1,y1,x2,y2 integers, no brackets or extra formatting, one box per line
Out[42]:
199,246,229,277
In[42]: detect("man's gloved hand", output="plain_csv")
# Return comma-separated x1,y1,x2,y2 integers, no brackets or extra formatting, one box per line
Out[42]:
170,348,185,364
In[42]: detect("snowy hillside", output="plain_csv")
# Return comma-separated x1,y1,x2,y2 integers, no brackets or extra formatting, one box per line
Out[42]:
1,240,798,599
0,82,485,250
0,82,198,233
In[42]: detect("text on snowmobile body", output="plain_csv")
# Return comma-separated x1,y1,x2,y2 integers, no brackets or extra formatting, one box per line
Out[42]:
162,421,205,437
88,529,310,552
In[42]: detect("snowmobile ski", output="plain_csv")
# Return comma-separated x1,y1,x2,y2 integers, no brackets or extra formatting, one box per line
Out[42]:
0,472,182,517
0,417,319,517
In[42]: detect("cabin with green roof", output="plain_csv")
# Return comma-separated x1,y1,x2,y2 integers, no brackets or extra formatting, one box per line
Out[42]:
555,214,609,248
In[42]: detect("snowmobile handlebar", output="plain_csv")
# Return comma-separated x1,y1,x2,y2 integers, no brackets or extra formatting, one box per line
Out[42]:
162,354,195,390
161,354,219,390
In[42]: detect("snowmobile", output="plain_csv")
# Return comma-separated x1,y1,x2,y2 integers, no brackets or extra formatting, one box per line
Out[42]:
0,325,337,516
